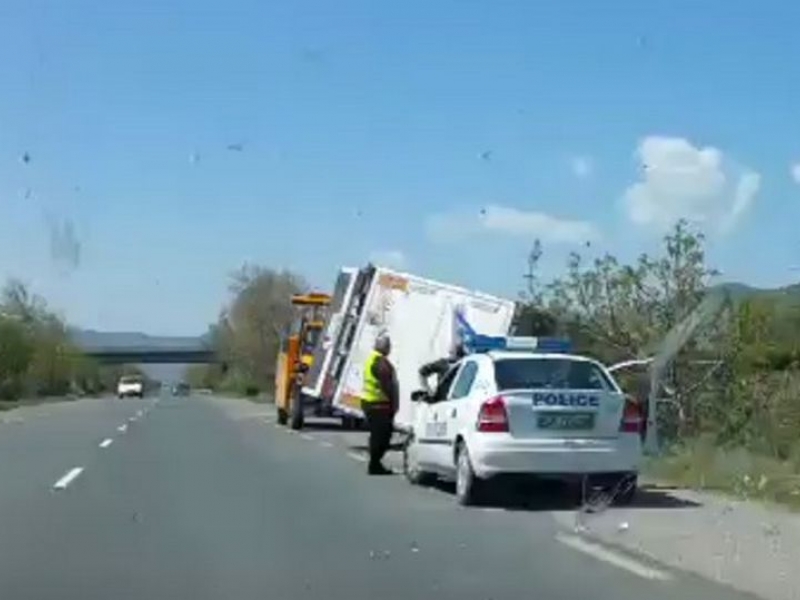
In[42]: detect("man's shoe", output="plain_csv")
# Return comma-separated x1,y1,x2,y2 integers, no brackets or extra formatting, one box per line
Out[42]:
368,463,393,476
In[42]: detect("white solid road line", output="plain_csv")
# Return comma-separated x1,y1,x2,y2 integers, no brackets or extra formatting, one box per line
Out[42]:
117,424,127,433
555,533,671,581
347,452,368,463
53,467,84,490
99,438,113,448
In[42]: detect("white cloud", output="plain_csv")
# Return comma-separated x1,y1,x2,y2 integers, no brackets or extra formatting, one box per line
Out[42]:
790,163,800,184
623,136,760,233
425,204,600,244
570,156,594,179
368,249,408,269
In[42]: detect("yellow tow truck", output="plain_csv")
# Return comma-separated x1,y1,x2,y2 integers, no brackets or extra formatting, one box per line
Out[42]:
274,292,331,429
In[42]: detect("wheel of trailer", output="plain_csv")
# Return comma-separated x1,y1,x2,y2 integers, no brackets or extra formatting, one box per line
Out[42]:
403,432,434,486
290,388,304,430
276,407,288,426
455,443,483,506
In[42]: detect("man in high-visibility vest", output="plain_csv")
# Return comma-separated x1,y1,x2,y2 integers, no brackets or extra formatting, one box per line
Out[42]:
362,332,398,475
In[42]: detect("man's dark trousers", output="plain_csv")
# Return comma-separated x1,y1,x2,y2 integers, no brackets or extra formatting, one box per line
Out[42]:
362,403,394,470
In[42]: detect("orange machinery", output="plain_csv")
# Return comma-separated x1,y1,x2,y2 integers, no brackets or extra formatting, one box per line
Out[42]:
274,292,331,429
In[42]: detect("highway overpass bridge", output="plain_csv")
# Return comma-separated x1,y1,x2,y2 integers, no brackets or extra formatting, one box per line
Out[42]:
81,346,216,364
72,331,217,364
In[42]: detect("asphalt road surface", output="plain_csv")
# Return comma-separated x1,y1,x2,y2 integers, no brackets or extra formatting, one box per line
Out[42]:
0,394,757,600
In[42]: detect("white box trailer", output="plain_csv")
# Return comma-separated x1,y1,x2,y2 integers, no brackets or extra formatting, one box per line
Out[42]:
301,264,516,431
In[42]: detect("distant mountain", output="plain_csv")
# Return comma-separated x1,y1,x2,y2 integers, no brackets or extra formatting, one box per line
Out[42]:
715,282,800,313
69,328,209,351
717,281,800,298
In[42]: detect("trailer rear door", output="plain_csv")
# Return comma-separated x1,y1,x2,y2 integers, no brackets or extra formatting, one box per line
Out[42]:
302,268,357,399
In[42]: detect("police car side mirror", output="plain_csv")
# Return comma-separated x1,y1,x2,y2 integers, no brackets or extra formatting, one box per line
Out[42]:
411,390,429,403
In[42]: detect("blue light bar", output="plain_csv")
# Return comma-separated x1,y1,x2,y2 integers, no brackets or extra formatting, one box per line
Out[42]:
466,335,572,354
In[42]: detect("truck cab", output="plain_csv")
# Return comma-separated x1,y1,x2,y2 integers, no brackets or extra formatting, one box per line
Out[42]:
274,293,331,429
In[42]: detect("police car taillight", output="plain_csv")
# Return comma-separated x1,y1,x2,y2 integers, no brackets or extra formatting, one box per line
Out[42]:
620,396,643,434
477,396,509,433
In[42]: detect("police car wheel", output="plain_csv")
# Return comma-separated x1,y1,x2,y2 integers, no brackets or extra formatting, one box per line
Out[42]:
455,444,481,506
403,433,433,486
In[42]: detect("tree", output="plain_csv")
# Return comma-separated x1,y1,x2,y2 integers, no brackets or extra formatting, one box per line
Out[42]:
200,265,306,394
533,220,725,441
514,239,558,336
0,317,33,400
545,220,717,363
0,279,103,399
2,279,48,325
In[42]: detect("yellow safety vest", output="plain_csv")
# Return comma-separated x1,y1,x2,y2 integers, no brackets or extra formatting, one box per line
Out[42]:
362,351,387,404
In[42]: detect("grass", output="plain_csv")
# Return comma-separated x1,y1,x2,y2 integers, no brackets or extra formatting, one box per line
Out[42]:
644,436,800,511
0,395,80,412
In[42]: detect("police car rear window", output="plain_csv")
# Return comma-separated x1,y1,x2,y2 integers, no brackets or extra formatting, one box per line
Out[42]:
493,358,614,391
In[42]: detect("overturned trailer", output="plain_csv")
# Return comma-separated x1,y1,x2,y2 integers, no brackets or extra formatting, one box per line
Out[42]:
296,264,516,431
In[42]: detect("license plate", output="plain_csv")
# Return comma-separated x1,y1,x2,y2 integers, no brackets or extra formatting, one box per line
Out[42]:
537,412,595,431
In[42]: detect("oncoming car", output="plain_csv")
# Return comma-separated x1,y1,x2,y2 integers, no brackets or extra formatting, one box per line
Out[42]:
172,382,190,396
402,337,643,506
117,375,144,399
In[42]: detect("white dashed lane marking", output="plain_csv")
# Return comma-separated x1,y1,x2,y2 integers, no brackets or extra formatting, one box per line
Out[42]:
53,467,84,490
117,424,127,433
99,438,113,448
300,433,314,441
347,452,368,463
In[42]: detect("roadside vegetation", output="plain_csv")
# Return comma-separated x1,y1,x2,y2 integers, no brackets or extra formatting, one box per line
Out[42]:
0,279,141,407
517,220,800,508
185,265,306,397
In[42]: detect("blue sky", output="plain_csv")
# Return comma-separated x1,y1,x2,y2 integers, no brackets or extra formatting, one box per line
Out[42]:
1,0,799,335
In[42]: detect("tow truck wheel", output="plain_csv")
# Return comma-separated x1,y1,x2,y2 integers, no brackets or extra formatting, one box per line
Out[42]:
403,432,434,486
455,443,483,506
290,390,304,430
276,407,288,426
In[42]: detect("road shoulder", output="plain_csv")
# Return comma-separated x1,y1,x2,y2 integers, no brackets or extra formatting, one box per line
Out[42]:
552,484,800,600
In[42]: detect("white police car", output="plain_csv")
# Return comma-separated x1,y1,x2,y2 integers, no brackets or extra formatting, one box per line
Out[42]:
403,336,643,506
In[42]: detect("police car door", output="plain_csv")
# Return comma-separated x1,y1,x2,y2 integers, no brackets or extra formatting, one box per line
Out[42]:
434,360,480,470
420,365,460,471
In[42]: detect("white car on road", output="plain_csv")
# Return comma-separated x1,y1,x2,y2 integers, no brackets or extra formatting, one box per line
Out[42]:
117,376,144,399
403,337,643,506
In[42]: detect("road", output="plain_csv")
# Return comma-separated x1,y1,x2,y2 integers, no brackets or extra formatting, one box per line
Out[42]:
0,394,756,600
